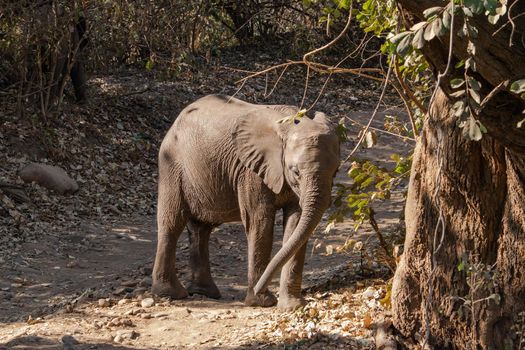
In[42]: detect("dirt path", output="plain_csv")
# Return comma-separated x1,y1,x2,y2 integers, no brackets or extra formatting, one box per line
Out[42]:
0,113,410,349
1,46,412,348
0,211,399,349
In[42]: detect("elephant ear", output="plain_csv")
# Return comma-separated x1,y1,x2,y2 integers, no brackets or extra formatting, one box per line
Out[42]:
233,110,284,194
313,111,334,131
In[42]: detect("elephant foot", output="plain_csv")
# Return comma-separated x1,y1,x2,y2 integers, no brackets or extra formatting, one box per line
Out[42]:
277,295,306,311
187,281,221,299
245,290,277,307
151,280,189,299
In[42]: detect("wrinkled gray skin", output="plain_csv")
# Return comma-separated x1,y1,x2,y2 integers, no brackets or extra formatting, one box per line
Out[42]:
152,94,340,310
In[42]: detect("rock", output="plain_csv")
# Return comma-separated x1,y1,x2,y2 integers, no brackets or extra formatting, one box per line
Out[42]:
61,335,79,345
18,163,79,195
114,330,140,342
139,266,152,276
153,312,168,318
98,298,110,307
133,287,147,297
66,260,79,268
141,313,152,319
362,287,377,299
138,277,152,287
113,286,133,295
113,334,123,343
118,299,130,306
124,308,141,316
121,318,133,327
109,317,121,326
141,298,154,308
121,280,138,287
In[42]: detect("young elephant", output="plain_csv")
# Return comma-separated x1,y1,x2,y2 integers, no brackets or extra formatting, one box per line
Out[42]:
152,94,340,310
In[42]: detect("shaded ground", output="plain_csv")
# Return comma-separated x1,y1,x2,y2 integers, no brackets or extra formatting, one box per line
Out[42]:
0,43,412,349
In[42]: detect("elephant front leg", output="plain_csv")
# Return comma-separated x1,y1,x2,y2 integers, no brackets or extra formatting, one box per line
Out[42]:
278,205,307,311
187,220,221,299
240,210,277,307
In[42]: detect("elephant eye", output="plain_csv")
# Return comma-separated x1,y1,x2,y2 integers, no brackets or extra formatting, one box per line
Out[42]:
291,165,300,177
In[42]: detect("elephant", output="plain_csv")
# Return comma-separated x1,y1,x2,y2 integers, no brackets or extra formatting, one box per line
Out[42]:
151,94,340,310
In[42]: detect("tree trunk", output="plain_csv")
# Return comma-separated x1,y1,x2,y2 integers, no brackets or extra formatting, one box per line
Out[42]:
392,1,525,348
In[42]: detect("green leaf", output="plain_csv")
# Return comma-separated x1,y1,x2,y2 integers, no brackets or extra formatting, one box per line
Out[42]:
365,130,378,148
467,41,476,56
451,90,466,98
510,79,525,94
337,0,352,10
468,77,481,91
464,0,484,14
479,121,487,133
452,100,466,117
423,21,436,41
450,78,465,89
517,117,525,128
336,118,348,141
412,28,425,49
423,6,443,19
465,57,477,72
145,59,154,70
483,0,498,14
277,109,307,124
490,293,501,305
396,33,413,56
463,6,474,17
488,14,501,24
458,261,465,271
432,18,444,37
467,24,478,38
410,22,427,31
470,89,481,105
390,31,411,44
468,116,483,141
442,8,452,29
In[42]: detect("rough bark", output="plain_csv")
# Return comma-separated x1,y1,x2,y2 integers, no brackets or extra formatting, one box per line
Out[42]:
392,0,525,348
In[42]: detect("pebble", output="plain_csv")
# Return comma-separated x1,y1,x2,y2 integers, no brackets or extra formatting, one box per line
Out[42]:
139,266,152,276
109,317,121,326
133,287,147,297
124,308,142,316
362,287,377,299
138,277,152,287
118,299,130,306
141,313,152,319
113,330,140,343
121,280,138,287
113,286,133,295
66,260,79,268
141,298,155,308
98,298,110,307
113,334,123,343
153,312,168,318
61,335,79,345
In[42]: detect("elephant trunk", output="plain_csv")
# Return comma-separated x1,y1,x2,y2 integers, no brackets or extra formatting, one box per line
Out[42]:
253,184,330,296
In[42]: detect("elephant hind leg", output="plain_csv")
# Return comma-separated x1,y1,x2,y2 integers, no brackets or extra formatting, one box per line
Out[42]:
151,167,189,299
187,220,221,299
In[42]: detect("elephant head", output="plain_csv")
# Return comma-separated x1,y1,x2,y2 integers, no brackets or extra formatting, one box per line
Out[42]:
233,108,340,295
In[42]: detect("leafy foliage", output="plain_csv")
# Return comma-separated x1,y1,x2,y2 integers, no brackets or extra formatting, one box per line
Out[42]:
329,155,411,230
